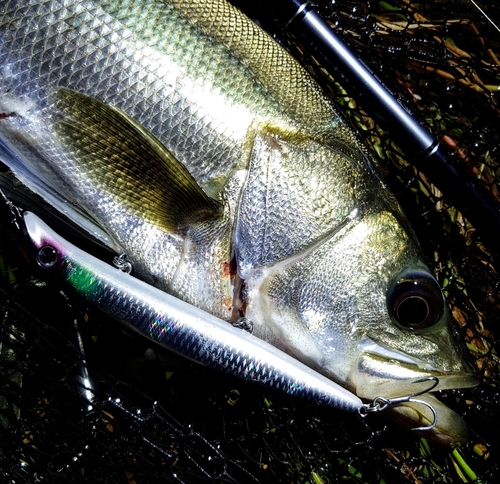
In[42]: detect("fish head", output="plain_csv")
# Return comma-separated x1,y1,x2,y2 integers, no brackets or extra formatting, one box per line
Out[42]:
239,135,479,445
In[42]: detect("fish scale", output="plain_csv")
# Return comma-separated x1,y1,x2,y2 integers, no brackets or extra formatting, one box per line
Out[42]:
3,0,264,178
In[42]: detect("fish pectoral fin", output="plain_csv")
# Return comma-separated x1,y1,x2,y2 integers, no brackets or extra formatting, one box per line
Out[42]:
50,88,222,233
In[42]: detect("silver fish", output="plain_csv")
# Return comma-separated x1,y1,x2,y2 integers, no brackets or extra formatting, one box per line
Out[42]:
0,0,479,445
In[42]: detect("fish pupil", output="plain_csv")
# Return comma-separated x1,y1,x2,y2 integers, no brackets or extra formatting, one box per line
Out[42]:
396,295,429,327
387,270,444,330
37,245,58,268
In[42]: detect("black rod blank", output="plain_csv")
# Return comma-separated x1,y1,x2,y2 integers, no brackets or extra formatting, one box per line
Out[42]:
272,0,500,254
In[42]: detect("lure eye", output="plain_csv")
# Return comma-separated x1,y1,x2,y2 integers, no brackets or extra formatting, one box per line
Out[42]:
387,271,445,330
36,245,59,268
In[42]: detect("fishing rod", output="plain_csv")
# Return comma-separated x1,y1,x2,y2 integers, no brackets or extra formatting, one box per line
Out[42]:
268,0,500,255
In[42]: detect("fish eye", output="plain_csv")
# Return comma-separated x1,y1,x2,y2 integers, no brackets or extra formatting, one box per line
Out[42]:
387,270,445,330
36,245,59,268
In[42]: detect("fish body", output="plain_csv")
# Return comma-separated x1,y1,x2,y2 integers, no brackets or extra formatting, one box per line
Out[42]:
0,0,479,444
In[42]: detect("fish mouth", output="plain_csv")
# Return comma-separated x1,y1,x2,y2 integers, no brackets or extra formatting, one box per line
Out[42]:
354,336,480,400
354,336,480,447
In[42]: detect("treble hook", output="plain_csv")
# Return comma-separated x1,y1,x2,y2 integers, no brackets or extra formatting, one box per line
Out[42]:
359,376,439,431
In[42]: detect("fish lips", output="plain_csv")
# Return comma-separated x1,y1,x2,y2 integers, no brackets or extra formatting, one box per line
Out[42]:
354,336,479,447
355,335,480,400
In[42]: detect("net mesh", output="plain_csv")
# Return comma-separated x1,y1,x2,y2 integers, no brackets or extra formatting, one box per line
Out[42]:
1,0,500,482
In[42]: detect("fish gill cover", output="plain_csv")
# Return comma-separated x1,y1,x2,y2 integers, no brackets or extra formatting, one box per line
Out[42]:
0,0,499,482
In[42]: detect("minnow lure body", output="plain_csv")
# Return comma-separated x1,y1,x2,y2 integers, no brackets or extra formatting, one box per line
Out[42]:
24,210,363,411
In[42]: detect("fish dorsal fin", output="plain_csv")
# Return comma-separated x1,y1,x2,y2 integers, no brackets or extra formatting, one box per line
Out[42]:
50,88,222,233
169,0,336,137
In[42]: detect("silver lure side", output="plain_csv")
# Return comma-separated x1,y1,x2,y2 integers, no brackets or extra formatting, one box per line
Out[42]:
23,210,363,412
